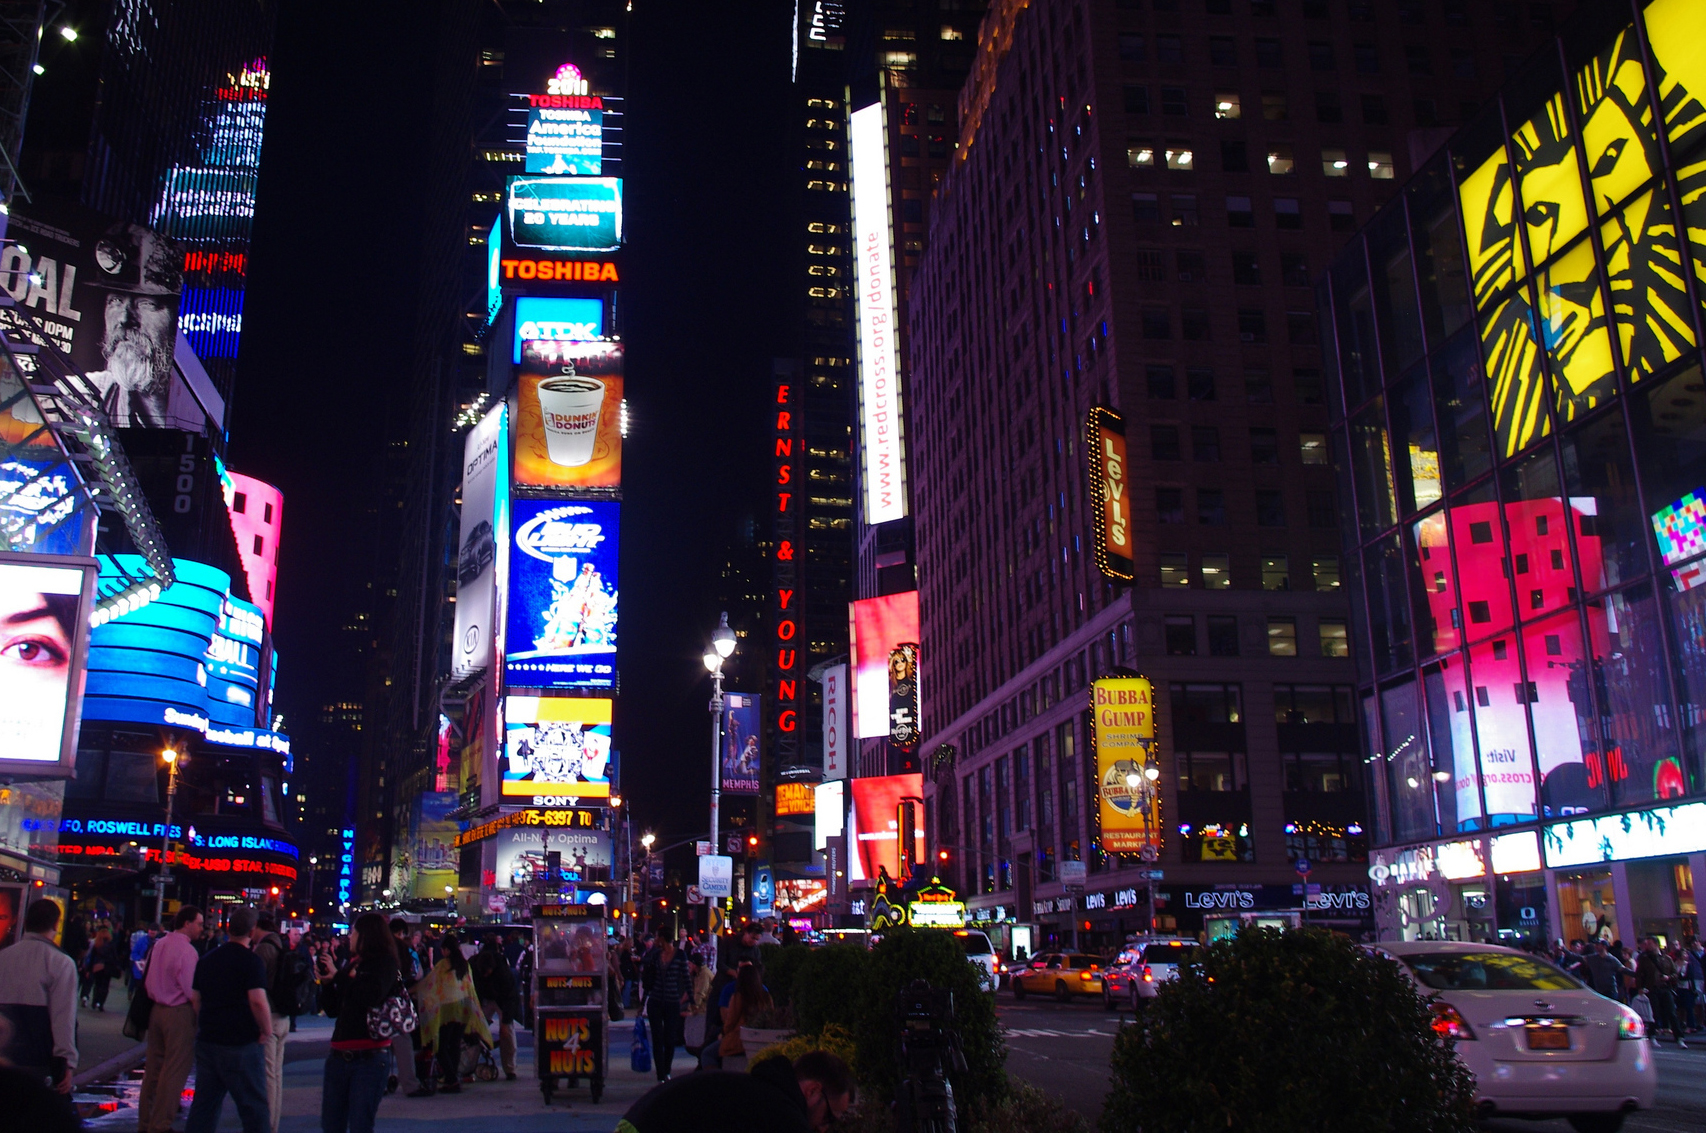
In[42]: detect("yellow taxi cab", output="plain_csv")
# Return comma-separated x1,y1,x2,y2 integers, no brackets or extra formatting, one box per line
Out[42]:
1010,951,1106,1001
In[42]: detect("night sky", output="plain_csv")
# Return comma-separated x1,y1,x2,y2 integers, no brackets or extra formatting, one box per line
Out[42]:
229,0,794,848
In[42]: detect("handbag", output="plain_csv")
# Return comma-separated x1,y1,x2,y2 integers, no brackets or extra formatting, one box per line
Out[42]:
607,973,625,1021
630,1000,652,1074
122,943,156,1041
366,980,418,1041
1631,991,1654,1023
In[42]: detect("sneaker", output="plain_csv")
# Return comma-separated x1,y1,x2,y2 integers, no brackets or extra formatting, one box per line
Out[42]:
1679,1039,1689,1049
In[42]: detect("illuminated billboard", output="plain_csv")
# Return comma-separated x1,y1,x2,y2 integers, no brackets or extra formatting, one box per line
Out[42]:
0,554,94,777
1087,408,1134,581
1653,488,1706,590
502,695,613,801
452,404,507,680
888,643,920,752
513,340,623,490
511,296,604,364
849,102,908,524
822,662,847,779
848,772,924,883
775,781,815,816
221,471,281,629
0,457,85,556
1544,801,1706,868
507,177,622,253
1091,677,1161,855
814,779,844,851
505,499,618,690
495,826,612,890
526,106,603,175
721,692,760,795
849,591,918,738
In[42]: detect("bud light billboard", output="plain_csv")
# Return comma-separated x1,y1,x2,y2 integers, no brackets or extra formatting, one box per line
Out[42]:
505,499,618,690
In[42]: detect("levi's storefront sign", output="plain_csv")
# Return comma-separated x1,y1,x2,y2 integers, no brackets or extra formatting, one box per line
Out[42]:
1091,676,1160,855
1087,407,1133,581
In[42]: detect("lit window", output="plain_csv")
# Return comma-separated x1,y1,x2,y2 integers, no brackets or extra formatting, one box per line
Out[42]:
1267,146,1295,174
1202,553,1231,590
1322,147,1349,176
590,26,616,38
1368,150,1395,179
941,24,964,40
1214,92,1241,119
1262,554,1290,591
882,27,916,40
1299,432,1328,464
882,51,917,66
1161,552,1191,588
1268,617,1299,656
1127,140,1155,168
1312,555,1341,591
1318,619,1350,658
1165,143,1193,170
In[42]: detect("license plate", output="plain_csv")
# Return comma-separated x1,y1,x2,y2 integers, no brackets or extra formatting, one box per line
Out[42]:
1526,1027,1570,1050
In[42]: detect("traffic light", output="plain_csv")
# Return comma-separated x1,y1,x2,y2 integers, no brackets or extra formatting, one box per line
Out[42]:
938,849,950,862
746,834,759,855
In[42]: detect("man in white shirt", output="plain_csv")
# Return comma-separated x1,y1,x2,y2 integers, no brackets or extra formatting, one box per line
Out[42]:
138,905,205,1133
0,898,80,1092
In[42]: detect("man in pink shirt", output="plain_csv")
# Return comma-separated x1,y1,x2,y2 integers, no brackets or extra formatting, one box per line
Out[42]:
138,905,204,1133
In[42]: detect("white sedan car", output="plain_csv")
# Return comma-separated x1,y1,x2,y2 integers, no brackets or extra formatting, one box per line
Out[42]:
1373,941,1655,1133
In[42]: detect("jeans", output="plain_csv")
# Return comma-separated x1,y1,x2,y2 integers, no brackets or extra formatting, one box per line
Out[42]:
321,1049,389,1133
647,998,682,1080
184,1041,270,1133
1649,987,1681,1039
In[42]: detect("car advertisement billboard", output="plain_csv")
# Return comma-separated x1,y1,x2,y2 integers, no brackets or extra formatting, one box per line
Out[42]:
849,591,918,739
512,340,623,490
452,404,507,680
506,176,622,253
1091,676,1162,856
505,498,618,690
720,692,760,795
0,554,94,777
848,101,908,524
848,772,924,883
493,825,612,890
511,296,604,364
502,695,613,801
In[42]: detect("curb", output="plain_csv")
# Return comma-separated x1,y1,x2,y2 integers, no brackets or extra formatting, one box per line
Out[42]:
74,1041,147,1088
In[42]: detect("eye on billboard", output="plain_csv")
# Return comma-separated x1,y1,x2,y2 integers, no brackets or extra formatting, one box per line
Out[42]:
502,695,613,801
849,591,918,739
848,101,908,525
848,773,924,883
452,403,508,680
822,662,847,780
1091,676,1162,856
0,553,95,778
507,176,622,253
1087,407,1134,581
505,499,618,690
721,692,761,795
511,296,604,364
513,340,622,490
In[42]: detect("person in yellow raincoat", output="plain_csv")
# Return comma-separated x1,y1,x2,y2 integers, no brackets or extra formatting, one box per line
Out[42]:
411,932,493,1094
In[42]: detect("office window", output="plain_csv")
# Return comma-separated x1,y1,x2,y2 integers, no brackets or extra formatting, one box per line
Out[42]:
1315,91,1343,123
1226,196,1254,228
1215,92,1241,119
1161,87,1188,115
1182,307,1211,340
1161,551,1190,588
1312,555,1341,591
1251,428,1279,464
1193,426,1222,462
1280,252,1310,286
1208,615,1241,657
1151,424,1182,460
1255,38,1282,67
1119,33,1146,61
1127,140,1156,168
1307,41,1335,71
1124,85,1150,114
1221,140,1249,172
1176,750,1248,791
1198,488,1227,525
1171,194,1199,226
1202,552,1231,590
1319,618,1351,657
1156,35,1183,63
1287,311,1317,343
1262,91,1288,120
1256,489,1286,526
1303,0,1329,16
1187,367,1217,401
1368,150,1395,179
1361,94,1387,124
1328,199,1354,231
1405,44,1432,75
1262,554,1290,590
1322,147,1349,176
1299,432,1328,464
1238,308,1267,342
1157,487,1185,523
1294,368,1324,403
1413,98,1439,128
1176,250,1205,280
1451,48,1476,78
1306,489,1336,526
1132,192,1161,223
1209,36,1236,65
1267,146,1295,175
1134,248,1166,281
1354,43,1379,73
1274,198,1302,229
1165,142,1194,171
1165,615,1197,655
1143,307,1171,338
1268,617,1299,656
1245,368,1273,403
1147,364,1177,399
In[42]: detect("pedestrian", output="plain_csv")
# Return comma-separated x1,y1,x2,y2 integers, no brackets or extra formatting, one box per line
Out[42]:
471,936,519,1081
0,899,80,1093
717,963,774,1069
1683,941,1705,1033
619,1049,856,1133
251,912,296,1133
138,905,206,1133
700,923,760,1066
86,926,120,1011
62,917,89,1006
1578,939,1632,1002
184,906,272,1133
385,919,424,1096
129,923,156,991
1635,937,1685,1047
318,912,401,1133
413,931,491,1094
756,919,781,947
640,929,691,1082
618,937,638,1008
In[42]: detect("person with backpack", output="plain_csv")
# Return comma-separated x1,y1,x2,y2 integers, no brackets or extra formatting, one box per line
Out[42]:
251,912,309,1133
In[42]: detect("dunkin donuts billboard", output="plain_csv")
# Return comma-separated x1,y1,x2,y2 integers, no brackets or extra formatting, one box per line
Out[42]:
512,339,623,490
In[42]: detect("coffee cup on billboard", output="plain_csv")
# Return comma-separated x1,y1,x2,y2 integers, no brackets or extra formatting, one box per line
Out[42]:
536,375,605,467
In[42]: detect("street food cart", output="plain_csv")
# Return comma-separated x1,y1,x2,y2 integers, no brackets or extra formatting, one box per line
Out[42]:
531,902,607,1104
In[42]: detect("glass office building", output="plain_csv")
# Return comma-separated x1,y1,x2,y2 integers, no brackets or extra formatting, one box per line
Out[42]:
1321,0,1706,945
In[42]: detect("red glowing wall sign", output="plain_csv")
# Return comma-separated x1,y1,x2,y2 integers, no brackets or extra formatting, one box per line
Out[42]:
224,472,281,630
772,370,806,767
850,592,920,739
848,772,924,882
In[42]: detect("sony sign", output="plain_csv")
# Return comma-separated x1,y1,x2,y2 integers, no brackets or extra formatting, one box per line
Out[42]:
849,101,908,525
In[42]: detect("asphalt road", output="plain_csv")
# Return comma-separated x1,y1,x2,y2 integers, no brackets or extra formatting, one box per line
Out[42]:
997,995,1706,1131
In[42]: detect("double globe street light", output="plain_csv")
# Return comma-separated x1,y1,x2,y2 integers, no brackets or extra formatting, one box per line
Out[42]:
1125,764,1162,933
702,612,737,926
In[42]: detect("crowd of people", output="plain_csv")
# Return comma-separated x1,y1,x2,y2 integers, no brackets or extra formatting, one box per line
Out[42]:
1545,934,1705,1046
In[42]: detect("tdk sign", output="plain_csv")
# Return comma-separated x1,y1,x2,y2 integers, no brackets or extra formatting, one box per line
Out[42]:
513,296,604,363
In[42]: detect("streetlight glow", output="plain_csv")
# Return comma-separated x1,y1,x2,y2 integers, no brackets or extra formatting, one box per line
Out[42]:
59,25,77,40
711,610,736,658
641,833,655,849
162,747,179,765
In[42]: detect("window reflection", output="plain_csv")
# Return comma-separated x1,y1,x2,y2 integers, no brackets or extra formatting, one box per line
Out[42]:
1535,237,1617,422
1381,679,1436,841
1465,635,1540,823
1390,367,1441,512
1599,187,1695,381
1432,331,1493,489
1424,661,1480,830
1591,584,1683,805
1559,406,1646,593
1573,25,1662,216
1520,610,1604,815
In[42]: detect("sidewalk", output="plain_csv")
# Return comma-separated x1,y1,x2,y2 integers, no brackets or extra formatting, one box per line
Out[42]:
74,986,147,1081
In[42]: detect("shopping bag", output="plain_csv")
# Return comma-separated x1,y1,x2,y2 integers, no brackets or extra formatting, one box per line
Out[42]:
631,1006,653,1074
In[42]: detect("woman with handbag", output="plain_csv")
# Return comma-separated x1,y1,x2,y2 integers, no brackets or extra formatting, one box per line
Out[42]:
317,912,401,1133
412,932,492,1094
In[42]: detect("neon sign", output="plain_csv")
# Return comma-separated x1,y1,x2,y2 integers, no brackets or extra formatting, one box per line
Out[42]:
547,63,588,96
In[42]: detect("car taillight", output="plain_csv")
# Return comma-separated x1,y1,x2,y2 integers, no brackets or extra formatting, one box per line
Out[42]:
1430,1002,1476,1041
1616,1004,1646,1040
1142,965,1153,982
1080,970,1093,981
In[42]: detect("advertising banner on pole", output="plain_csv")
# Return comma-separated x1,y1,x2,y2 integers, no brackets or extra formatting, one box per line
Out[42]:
513,340,623,490
453,404,507,679
821,663,847,779
0,554,95,777
502,695,613,801
720,692,760,795
505,499,618,690
849,592,918,739
1091,676,1161,855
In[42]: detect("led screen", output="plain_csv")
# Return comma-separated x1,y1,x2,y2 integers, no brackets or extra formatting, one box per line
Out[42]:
1652,488,1706,590
0,458,85,556
494,826,612,890
0,556,91,772
822,662,847,779
848,773,924,882
511,296,604,364
814,779,844,851
502,695,613,801
513,340,622,490
721,692,760,795
849,591,918,738
526,106,603,175
507,176,622,253
505,499,618,690
849,102,907,524
1544,800,1706,868
452,404,506,680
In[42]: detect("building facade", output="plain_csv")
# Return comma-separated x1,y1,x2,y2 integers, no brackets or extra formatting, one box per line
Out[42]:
903,0,1571,953
1323,0,1706,947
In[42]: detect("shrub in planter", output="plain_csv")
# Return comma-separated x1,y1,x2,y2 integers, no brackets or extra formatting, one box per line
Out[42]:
760,942,813,1008
749,1021,859,1074
1101,927,1477,1133
792,942,872,1033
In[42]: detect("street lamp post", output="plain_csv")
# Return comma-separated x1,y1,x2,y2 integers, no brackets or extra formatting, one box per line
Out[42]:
307,856,318,916
639,832,655,933
156,747,181,924
1125,763,1162,934
702,612,736,931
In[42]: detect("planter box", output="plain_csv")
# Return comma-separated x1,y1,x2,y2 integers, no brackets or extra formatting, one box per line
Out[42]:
739,1026,795,1052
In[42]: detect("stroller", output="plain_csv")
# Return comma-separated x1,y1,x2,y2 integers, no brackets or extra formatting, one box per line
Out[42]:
416,1030,499,1092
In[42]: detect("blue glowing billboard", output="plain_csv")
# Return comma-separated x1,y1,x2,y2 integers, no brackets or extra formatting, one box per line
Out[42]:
504,499,618,690
506,177,622,253
0,458,87,556
512,296,604,364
